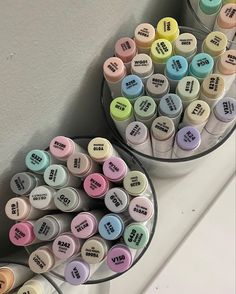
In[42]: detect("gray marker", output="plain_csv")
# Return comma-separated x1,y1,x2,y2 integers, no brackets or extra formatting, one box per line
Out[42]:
10,172,44,195
104,188,130,213
146,74,170,104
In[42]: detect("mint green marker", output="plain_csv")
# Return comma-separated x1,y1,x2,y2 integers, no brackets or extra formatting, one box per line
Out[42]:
134,96,157,129
25,150,55,174
197,0,222,30
124,223,149,249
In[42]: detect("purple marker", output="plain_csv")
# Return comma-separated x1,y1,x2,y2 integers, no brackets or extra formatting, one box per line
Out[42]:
107,244,134,273
102,156,128,183
64,259,92,285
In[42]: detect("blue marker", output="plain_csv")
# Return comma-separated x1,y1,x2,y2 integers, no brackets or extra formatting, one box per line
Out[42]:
189,53,214,83
98,213,127,240
121,74,144,104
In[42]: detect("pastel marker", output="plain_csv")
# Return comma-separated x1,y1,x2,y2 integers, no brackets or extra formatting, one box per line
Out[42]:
176,76,200,109
156,17,180,43
189,53,214,83
52,232,83,260
164,55,189,91
182,100,211,132
103,56,126,98
54,187,92,212
150,39,173,74
83,173,111,198
115,37,137,73
67,152,100,178
200,74,226,108
134,23,156,54
110,97,135,139
196,0,222,30
87,137,119,164
71,210,104,239
173,33,198,62
10,172,44,196
123,222,149,249
49,136,84,161
158,94,183,128
146,74,170,104
129,196,154,222
103,156,128,183
172,126,201,158
98,213,128,241
0,264,33,294
29,185,57,210
202,31,228,61
223,0,236,4
214,4,236,42
107,244,134,273
5,196,47,221
104,187,130,213
131,53,154,85
9,221,40,246
125,121,153,156
34,213,74,241
81,235,111,264
43,164,80,189
121,74,145,104
151,116,175,158
134,96,157,129
123,170,151,197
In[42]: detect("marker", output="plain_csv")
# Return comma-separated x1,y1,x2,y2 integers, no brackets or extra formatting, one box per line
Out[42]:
49,136,84,161
128,196,154,222
123,170,151,197
43,164,80,189
107,244,134,273
110,97,135,139
9,221,40,246
134,96,157,129
214,4,236,42
103,56,127,98
71,210,104,239
202,31,228,61
176,76,200,109
103,156,128,183
10,172,44,196
173,33,198,62
123,222,149,249
81,235,111,264
83,173,111,198
146,74,170,104
172,126,201,158
182,100,211,132
131,53,154,85
29,185,57,210
67,152,100,178
151,116,175,158
87,137,119,164
54,187,92,212
134,23,156,54
0,264,33,294
34,214,74,241
200,74,226,108
150,39,173,74
125,121,153,156
121,74,145,103
189,53,214,83
156,17,180,43
196,0,222,30
158,94,183,128
104,187,130,213
164,55,189,91
5,196,47,221
52,233,83,260
115,37,137,73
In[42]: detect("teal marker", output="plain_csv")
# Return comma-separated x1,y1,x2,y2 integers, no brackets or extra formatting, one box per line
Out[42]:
189,53,214,83
197,0,222,30
25,150,54,174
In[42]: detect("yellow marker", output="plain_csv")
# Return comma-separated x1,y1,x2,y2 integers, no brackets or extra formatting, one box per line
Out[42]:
156,17,179,42
150,39,172,74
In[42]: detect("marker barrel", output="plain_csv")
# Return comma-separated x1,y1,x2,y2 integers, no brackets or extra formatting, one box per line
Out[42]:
173,33,197,62
131,53,154,85
123,170,151,197
121,74,145,104
29,185,57,210
103,156,129,183
189,53,214,83
123,222,150,249
156,17,180,43
83,173,112,198
9,221,40,246
196,0,222,30
176,76,200,109
104,188,130,213
202,31,228,61
128,196,154,222
146,74,170,104
134,23,156,54
134,96,157,129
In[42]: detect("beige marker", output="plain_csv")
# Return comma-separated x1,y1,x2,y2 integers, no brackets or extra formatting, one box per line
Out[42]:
202,31,228,61
174,33,198,62
134,23,156,54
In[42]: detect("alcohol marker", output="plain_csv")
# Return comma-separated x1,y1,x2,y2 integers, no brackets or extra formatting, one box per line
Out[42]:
10,172,44,196
150,39,173,74
121,74,145,103
189,53,214,83
156,17,180,43
129,196,154,222
151,116,175,158
103,56,127,98
131,53,154,85
103,156,128,183
200,74,225,108
173,33,198,62
34,214,74,241
104,187,130,213
9,221,40,246
115,37,137,73
29,185,57,210
107,244,134,273
110,97,135,139
146,74,170,104
134,96,157,129
123,223,149,249
202,31,228,61
176,76,200,109
125,121,153,156
172,126,201,158
134,23,156,54
83,173,111,198
123,170,151,197
196,0,222,30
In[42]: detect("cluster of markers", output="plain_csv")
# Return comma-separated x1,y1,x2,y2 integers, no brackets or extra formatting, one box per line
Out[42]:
103,17,236,159
4,136,154,288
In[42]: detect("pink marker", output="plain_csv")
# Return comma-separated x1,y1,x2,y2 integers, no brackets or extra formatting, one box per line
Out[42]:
102,156,128,183
128,196,154,222
107,244,134,273
9,221,40,246
83,173,111,198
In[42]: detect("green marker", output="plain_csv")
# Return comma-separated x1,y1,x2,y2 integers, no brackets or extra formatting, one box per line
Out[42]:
124,223,149,249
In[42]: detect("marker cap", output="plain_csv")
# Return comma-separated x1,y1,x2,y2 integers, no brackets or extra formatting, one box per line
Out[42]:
81,237,108,264
176,76,200,102
146,74,170,99
199,0,222,14
28,247,54,273
49,136,76,160
121,75,144,101
103,157,127,182
165,55,188,80
185,100,211,124
124,223,149,249
189,53,214,78
98,214,124,240
217,50,236,75
5,197,31,220
123,170,148,196
174,33,197,57
52,233,81,259
0,268,14,293
129,196,154,222
104,188,129,213
201,74,225,98
18,283,42,294
10,172,37,195
214,97,236,122
156,17,179,42
150,39,172,63
218,4,236,29
29,185,56,210
125,121,148,145
64,259,90,285
115,37,137,63
87,137,113,162
34,216,59,241
71,212,98,239
159,94,182,118
43,164,69,188
151,116,175,140
131,54,154,78
203,31,227,57
107,244,133,273
134,23,156,48
176,126,201,150
54,187,79,211
67,152,91,177
134,96,157,120
9,222,36,246
103,57,126,82
25,150,51,173
110,97,133,121
83,173,109,198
